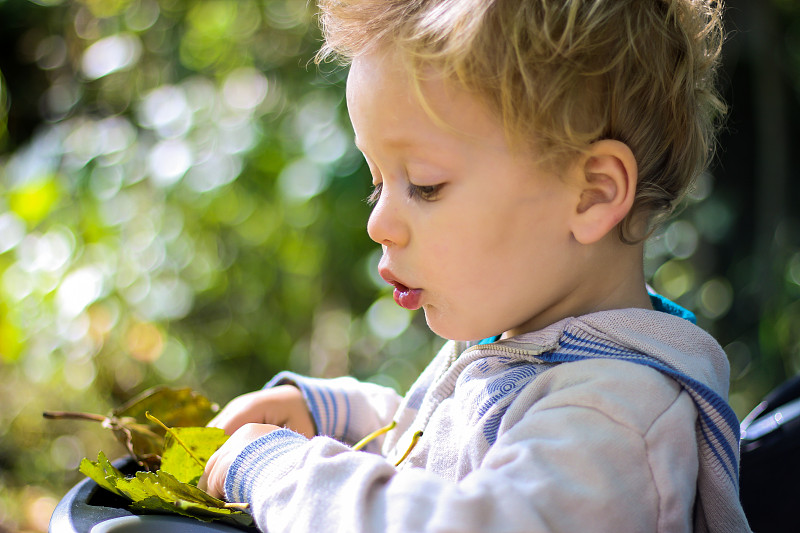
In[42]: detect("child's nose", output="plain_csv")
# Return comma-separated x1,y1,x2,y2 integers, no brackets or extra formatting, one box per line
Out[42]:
367,189,409,248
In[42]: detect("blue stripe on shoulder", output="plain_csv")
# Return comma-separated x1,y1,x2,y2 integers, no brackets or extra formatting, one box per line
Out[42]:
542,329,740,486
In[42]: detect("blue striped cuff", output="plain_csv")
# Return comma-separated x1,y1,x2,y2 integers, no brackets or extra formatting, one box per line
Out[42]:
265,371,351,441
224,428,308,505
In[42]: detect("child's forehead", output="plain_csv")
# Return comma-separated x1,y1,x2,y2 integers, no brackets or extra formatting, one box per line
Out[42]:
347,51,515,155
356,47,566,162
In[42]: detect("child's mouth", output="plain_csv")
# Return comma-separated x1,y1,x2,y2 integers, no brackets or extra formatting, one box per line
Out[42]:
379,267,423,310
390,281,422,310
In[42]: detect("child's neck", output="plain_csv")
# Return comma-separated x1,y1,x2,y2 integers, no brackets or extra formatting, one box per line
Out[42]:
502,240,651,339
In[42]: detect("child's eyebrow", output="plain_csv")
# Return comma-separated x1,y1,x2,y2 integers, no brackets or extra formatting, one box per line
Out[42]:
354,130,434,150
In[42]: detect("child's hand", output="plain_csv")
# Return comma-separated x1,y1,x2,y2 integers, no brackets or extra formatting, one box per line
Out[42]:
198,422,280,499
207,384,316,439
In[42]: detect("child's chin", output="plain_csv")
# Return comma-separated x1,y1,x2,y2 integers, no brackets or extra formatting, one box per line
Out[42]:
424,313,483,342
421,309,450,339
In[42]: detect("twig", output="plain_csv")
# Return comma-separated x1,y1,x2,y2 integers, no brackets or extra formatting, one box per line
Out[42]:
43,411,108,422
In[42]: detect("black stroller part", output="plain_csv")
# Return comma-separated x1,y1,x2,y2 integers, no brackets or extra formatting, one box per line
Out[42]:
739,374,800,533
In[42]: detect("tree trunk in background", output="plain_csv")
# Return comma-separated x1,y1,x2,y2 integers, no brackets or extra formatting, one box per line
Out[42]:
748,0,788,314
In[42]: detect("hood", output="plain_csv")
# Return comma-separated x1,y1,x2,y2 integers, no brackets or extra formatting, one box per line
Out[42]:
500,306,730,400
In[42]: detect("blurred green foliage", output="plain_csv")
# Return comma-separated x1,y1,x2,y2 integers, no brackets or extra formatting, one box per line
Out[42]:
0,0,798,531
0,1,438,529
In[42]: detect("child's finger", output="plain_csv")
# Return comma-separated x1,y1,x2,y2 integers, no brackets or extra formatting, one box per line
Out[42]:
200,423,283,499
197,450,221,498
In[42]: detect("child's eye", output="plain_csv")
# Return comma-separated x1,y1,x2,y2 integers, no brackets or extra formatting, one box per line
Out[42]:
366,182,382,206
366,182,444,205
408,183,443,202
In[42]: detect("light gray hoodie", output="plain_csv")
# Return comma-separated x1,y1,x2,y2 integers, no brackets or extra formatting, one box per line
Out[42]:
225,298,751,532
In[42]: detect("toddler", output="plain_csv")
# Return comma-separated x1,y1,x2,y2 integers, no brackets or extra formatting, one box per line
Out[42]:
200,1,751,531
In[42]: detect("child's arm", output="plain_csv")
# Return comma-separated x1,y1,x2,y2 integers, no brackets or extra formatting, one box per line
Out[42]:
257,371,404,451
203,402,693,532
210,371,404,451
200,373,405,499
204,360,703,532
200,372,406,501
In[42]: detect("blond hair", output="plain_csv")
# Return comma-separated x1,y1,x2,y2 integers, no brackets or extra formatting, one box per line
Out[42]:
317,0,726,243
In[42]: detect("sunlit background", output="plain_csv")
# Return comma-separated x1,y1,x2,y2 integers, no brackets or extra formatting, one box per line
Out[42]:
0,0,798,531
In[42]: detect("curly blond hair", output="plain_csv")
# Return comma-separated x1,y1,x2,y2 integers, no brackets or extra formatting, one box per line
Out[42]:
317,0,726,242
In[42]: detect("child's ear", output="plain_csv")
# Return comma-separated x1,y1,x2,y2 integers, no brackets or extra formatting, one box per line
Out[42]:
569,140,638,244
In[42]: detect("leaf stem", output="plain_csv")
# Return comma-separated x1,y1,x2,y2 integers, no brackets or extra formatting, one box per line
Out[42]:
145,411,205,468
43,411,108,422
224,502,250,510
352,420,396,451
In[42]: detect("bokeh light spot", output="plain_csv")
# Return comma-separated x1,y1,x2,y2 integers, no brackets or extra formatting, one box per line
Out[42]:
664,220,699,259
277,158,328,202
90,165,124,200
114,359,144,391
9,177,61,225
97,116,137,154
219,118,257,154
126,321,164,362
153,337,189,381
136,276,193,320
185,153,241,192
222,67,268,111
24,493,57,533
50,435,85,470
366,296,412,339
698,277,733,319
0,316,23,362
0,212,26,254
148,139,192,186
693,199,733,243
125,0,160,31
43,81,81,118
87,302,119,345
35,35,68,70
57,266,105,318
62,358,97,391
687,171,713,202
17,227,75,274
1,263,33,302
138,85,193,138
81,33,142,80
653,259,695,300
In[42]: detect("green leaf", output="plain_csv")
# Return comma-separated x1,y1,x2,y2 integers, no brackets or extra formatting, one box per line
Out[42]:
69,393,247,526
78,451,125,498
111,387,220,466
46,387,220,471
79,452,253,527
114,387,219,430
113,473,153,502
161,427,229,485
138,470,224,506
129,496,191,517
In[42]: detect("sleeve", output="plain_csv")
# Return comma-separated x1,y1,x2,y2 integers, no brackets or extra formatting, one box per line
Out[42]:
225,372,699,533
266,371,402,451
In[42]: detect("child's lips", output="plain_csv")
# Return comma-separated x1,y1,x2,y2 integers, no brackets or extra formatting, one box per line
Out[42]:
379,269,423,310
390,282,422,310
